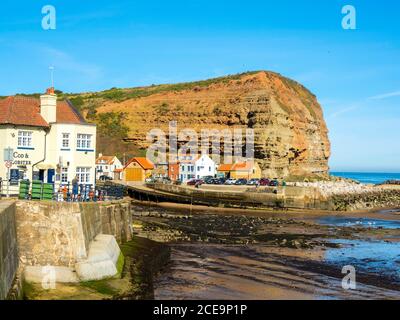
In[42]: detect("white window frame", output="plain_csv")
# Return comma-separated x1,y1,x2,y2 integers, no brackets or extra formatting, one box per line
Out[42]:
18,131,33,148
77,134,92,149
76,167,91,184
61,167,68,183
62,133,70,149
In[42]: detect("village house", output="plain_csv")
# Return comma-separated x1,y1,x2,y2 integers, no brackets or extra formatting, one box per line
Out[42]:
123,157,154,182
96,154,123,180
0,88,96,189
217,163,234,178
168,162,180,181
218,161,261,180
179,154,216,182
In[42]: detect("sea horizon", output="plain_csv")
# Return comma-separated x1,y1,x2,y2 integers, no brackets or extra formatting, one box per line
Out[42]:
330,171,400,184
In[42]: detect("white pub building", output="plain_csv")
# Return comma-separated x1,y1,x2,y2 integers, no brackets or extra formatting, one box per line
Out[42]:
0,88,96,190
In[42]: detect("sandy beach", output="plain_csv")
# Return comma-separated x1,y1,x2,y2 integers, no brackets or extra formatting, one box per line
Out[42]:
131,201,400,300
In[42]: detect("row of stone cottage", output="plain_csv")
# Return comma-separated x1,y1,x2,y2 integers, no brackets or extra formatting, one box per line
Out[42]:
96,153,262,183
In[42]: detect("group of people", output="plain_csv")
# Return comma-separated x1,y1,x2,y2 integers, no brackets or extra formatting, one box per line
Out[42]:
56,175,101,202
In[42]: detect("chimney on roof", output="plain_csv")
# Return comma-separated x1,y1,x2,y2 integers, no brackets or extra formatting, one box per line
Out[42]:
46,87,55,94
40,87,57,123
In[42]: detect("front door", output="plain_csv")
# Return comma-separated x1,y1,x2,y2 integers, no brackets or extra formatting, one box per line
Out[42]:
39,170,45,182
47,169,55,183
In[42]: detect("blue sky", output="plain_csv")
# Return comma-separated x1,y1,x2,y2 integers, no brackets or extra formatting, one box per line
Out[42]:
0,0,399,172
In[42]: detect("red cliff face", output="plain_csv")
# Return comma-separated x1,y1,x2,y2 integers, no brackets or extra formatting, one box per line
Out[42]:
92,71,331,178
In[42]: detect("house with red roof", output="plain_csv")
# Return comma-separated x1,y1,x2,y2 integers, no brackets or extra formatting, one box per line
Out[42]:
217,161,261,180
96,154,123,180
122,157,154,182
0,87,97,188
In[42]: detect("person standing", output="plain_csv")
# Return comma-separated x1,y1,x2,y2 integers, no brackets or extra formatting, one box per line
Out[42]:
72,175,79,202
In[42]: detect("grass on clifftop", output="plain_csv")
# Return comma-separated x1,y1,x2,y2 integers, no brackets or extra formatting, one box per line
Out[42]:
75,71,261,103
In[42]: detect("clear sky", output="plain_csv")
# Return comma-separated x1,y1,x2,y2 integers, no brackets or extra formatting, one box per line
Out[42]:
0,0,399,172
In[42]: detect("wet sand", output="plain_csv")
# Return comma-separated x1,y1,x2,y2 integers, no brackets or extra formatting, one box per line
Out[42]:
154,244,400,300
131,202,400,300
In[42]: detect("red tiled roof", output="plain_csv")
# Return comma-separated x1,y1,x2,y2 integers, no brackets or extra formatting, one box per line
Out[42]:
0,96,49,127
218,164,234,172
232,161,256,171
0,96,86,127
96,156,115,165
124,157,154,170
57,100,86,124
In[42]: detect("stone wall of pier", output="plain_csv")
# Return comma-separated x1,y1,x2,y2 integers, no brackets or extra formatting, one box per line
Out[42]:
0,202,19,300
328,189,400,211
15,200,132,268
150,183,325,209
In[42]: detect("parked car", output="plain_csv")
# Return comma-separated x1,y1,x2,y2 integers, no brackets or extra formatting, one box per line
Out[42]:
187,179,204,186
235,179,248,185
224,178,237,185
99,175,113,181
210,178,224,185
174,180,182,185
269,179,279,187
203,176,215,184
247,179,260,185
259,178,270,186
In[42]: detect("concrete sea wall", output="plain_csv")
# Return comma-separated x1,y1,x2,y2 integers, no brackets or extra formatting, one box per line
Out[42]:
149,183,326,209
0,202,19,300
15,200,132,268
0,199,132,299
148,183,400,211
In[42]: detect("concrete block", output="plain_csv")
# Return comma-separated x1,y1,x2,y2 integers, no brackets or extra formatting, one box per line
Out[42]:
24,266,79,284
75,234,121,281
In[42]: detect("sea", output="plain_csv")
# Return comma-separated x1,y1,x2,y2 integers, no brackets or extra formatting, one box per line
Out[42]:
330,172,400,185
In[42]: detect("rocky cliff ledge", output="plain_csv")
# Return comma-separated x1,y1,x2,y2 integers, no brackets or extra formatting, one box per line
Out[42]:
84,71,331,178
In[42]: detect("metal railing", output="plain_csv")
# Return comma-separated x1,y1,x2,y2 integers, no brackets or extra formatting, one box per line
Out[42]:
0,179,125,202
0,179,20,197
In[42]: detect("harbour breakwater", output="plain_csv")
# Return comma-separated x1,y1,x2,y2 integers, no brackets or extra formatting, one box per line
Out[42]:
129,183,400,212
0,199,132,299
330,188,400,211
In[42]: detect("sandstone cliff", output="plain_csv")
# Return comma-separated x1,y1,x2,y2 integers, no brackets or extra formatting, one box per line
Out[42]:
75,71,331,178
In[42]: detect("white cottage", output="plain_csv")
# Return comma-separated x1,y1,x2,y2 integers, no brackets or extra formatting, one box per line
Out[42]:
0,87,97,190
96,154,123,180
179,154,216,182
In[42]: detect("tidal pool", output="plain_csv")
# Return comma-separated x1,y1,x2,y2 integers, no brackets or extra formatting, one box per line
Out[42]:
324,239,400,286
318,217,400,229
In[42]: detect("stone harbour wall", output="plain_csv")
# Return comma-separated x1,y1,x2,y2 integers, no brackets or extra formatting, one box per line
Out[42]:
151,183,325,209
328,189,400,211
0,202,19,300
15,200,132,268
